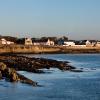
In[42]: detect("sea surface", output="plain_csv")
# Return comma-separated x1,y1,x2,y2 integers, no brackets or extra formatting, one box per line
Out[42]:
0,54,100,100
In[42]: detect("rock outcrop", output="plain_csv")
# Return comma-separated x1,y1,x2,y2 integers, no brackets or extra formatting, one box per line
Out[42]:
0,55,75,72
0,62,37,86
0,54,75,86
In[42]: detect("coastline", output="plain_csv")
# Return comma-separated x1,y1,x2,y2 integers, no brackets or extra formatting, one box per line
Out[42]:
0,45,100,54
0,44,99,86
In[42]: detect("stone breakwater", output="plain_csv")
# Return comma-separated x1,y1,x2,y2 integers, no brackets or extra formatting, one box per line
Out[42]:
0,54,75,86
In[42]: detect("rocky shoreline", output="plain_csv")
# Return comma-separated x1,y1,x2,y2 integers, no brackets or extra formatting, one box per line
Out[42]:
0,54,75,86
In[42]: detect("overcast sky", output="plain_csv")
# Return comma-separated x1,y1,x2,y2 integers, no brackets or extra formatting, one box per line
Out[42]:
0,0,100,40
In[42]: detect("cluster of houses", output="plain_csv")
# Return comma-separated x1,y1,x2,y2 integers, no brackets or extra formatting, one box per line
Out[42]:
0,38,14,45
85,40,100,47
24,38,100,47
0,37,100,47
25,38,54,46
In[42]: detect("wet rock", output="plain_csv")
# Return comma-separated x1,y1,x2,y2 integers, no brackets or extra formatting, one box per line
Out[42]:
0,54,76,86
17,73,37,86
0,62,7,71
0,55,75,73
0,71,2,79
0,62,37,86
10,71,19,82
70,69,83,72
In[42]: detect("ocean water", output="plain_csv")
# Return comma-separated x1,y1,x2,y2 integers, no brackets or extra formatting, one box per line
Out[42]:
0,54,100,100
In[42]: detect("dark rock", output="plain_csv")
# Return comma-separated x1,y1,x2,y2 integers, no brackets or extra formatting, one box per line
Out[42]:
0,62,7,71
17,73,37,86
70,69,83,72
0,55,75,73
10,71,19,82
0,71,2,79
0,54,75,86
0,62,37,86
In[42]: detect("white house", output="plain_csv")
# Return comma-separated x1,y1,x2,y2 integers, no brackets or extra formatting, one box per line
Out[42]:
64,41,75,46
86,40,92,47
25,38,33,45
86,40,91,45
6,41,14,45
0,38,14,45
1,38,7,44
33,39,54,46
46,39,54,46
96,42,100,47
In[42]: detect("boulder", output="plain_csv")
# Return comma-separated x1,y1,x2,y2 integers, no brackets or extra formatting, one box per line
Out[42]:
0,61,38,86
18,73,37,86
10,72,19,82
5,68,19,82
0,62,7,71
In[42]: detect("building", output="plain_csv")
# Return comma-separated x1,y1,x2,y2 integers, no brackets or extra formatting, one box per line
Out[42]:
1,38,7,44
57,39,64,45
6,41,14,45
96,42,100,47
64,41,75,46
46,39,54,46
33,39,47,45
0,38,14,45
25,38,33,45
86,40,91,47
33,38,54,46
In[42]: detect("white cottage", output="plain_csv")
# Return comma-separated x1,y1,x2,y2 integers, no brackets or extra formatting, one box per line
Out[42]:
64,41,75,46
0,38,14,45
1,38,7,44
86,40,91,47
46,39,54,46
25,38,33,45
96,42,100,47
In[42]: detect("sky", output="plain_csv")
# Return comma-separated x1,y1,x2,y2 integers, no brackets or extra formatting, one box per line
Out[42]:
0,0,100,40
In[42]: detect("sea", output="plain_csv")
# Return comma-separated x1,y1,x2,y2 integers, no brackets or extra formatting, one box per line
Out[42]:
0,54,100,100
